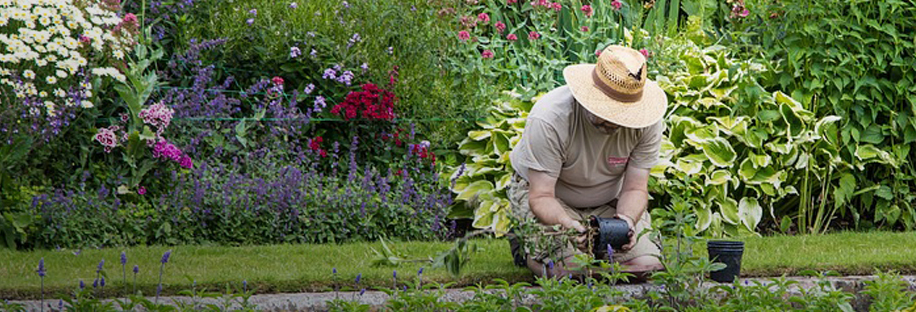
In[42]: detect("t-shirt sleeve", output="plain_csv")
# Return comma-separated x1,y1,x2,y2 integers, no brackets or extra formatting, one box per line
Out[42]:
516,117,565,178
629,119,666,169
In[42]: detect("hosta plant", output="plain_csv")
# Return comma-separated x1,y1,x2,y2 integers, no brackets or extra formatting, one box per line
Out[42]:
650,39,845,236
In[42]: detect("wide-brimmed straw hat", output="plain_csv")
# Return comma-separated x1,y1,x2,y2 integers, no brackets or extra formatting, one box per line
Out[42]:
563,45,667,129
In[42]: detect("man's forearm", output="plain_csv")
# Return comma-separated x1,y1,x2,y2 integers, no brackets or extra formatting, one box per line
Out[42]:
529,196,575,227
616,189,649,223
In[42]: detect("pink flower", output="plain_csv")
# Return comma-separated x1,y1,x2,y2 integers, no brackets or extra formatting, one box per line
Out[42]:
138,186,147,195
477,12,490,23
179,155,194,169
495,21,506,33
94,127,118,153
507,0,517,3
530,0,548,7
731,4,750,18
138,102,174,138
506,33,518,41
611,0,622,10
528,31,540,40
581,4,593,17
481,50,494,59
458,30,471,41
549,2,561,11
122,13,138,25
639,49,649,59
272,76,284,85
580,26,589,32
596,49,602,56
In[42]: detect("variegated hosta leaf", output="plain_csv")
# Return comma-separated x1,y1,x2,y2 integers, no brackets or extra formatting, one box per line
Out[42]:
651,159,674,178
685,124,720,145
458,137,490,157
749,152,772,168
780,103,806,138
492,131,510,156
738,158,757,181
468,130,492,141
699,137,737,167
744,128,768,148
705,170,732,186
675,158,704,175
495,172,512,191
718,197,740,225
854,144,896,167
738,197,763,232
815,115,842,146
696,204,713,232
708,116,748,137
456,180,494,202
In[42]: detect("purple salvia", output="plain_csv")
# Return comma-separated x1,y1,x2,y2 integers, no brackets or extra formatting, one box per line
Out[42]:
37,258,45,277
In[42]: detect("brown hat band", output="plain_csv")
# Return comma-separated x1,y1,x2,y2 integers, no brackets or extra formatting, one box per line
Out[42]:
591,68,643,103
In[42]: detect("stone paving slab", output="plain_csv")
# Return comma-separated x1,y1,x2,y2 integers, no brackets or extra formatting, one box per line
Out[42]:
7,275,916,311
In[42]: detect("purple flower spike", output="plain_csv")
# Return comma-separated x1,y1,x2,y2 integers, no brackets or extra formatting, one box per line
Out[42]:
79,280,85,289
355,273,361,284
121,251,127,265
133,265,139,274
58,299,63,310
547,260,554,270
393,270,397,279
100,277,105,287
37,258,45,277
97,259,104,273
161,250,171,264
607,244,614,259
418,267,423,276
333,267,337,274
92,279,98,288
359,288,365,296
243,280,248,291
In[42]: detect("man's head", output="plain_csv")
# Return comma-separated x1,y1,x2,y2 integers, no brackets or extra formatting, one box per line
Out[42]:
584,108,620,135
563,45,667,129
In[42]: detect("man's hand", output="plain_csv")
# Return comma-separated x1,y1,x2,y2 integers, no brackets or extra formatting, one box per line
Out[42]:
616,214,636,252
559,217,589,252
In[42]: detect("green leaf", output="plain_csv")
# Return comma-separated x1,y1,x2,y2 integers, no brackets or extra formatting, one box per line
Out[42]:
738,158,757,181
780,103,805,137
456,180,494,202
700,137,737,167
718,197,740,225
875,185,894,200
854,144,893,164
705,170,731,186
738,197,763,232
468,130,492,141
860,124,885,144
695,204,713,232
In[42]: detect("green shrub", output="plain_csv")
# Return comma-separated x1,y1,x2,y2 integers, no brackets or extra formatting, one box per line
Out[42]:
175,0,487,146
726,0,916,231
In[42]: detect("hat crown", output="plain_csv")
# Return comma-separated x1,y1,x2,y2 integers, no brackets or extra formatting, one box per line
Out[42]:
595,46,647,96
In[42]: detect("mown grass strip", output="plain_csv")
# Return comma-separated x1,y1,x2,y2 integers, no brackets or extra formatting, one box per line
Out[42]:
2,231,914,300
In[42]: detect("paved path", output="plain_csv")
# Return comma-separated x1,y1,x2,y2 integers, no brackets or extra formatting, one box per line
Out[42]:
8,275,916,311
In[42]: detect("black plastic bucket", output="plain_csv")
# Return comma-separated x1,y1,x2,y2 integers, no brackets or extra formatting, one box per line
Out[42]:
707,240,744,283
589,216,630,256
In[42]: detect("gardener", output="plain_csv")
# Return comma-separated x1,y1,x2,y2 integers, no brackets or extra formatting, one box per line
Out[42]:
508,45,667,280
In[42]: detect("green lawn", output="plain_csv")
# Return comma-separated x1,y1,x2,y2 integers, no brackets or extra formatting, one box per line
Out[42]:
2,231,915,300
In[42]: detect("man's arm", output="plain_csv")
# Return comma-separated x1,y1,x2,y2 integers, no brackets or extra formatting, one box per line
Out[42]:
527,169,587,233
615,165,651,251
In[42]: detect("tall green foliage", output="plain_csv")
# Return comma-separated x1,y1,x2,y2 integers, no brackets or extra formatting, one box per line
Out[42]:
740,0,916,231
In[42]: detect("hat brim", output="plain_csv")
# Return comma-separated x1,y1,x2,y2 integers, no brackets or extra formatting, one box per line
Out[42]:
563,64,667,129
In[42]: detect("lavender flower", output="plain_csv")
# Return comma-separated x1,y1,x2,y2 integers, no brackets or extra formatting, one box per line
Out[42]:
133,265,139,274
304,83,315,94
333,267,337,274
289,2,298,9
393,270,397,279
58,299,63,310
92,279,98,288
359,288,365,296
607,244,614,259
355,273,361,284
547,259,554,270
248,8,257,15
97,259,104,273
360,63,369,73
342,1,350,9
161,250,171,263
347,33,361,48
387,46,394,55
121,252,127,265
336,71,354,86
322,68,337,80
290,47,301,58
310,49,318,57
243,280,248,291
246,18,254,25
37,258,45,277
100,277,105,287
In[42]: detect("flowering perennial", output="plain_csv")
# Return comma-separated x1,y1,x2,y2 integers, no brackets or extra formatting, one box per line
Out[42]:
330,83,396,121
0,0,136,116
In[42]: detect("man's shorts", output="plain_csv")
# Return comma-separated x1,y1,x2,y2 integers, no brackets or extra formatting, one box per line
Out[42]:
508,172,661,264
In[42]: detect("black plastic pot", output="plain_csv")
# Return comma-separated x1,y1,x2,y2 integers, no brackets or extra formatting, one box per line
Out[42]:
589,216,630,256
707,240,744,283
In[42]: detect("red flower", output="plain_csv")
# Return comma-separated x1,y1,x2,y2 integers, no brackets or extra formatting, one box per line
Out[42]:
611,0,622,10
138,186,147,195
481,50,494,59
319,149,328,157
329,83,397,121
271,76,284,85
309,136,323,150
528,31,540,40
581,4,593,17
507,33,518,41
507,0,517,4
458,30,471,41
549,2,561,11
639,49,649,59
477,13,490,23
580,26,589,32
495,21,506,33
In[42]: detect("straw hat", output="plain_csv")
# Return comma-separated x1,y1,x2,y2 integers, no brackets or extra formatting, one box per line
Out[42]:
563,45,667,129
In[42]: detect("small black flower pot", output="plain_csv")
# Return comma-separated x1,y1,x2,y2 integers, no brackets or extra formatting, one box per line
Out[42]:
589,216,630,256
707,240,744,283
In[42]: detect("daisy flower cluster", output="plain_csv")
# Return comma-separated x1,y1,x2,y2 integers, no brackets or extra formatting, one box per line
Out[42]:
0,0,137,117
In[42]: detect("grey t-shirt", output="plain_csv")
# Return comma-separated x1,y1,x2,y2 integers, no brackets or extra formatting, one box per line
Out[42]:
509,86,665,208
